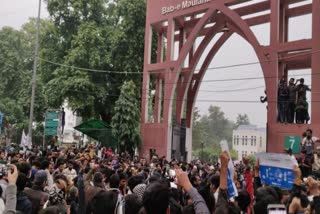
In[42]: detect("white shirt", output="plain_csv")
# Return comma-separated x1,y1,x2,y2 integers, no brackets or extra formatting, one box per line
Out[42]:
62,168,77,180
214,187,220,204
302,136,319,145
46,169,54,189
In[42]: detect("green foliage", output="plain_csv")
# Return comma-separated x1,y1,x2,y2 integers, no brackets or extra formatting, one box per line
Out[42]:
42,0,152,123
192,105,235,150
111,81,141,155
1,0,155,135
247,154,256,166
0,25,46,128
192,107,202,149
193,147,238,162
235,113,250,128
0,98,26,128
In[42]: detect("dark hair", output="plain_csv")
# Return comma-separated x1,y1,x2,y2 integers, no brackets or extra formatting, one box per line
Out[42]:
128,175,144,191
148,175,161,184
236,190,251,212
68,160,74,165
109,174,120,189
306,128,313,134
93,172,104,184
87,190,118,214
103,168,114,184
125,194,142,214
16,173,28,192
143,168,150,174
190,176,199,186
143,182,169,214
198,184,214,213
41,160,50,170
254,187,280,214
32,160,41,168
119,172,128,181
287,185,309,209
56,160,65,167
18,162,32,175
84,167,91,174
11,159,18,165
210,175,220,189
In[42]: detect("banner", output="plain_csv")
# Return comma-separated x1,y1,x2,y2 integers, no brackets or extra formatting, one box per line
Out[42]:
220,140,238,199
256,153,298,189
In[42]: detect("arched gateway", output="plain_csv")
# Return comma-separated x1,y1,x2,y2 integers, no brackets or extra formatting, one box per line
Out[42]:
140,0,320,161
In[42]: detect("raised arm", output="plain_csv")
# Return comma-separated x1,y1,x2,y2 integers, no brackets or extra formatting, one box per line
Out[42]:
253,159,262,192
175,169,210,214
214,151,229,214
3,165,18,214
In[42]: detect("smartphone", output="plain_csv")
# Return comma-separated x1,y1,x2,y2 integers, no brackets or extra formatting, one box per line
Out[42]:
267,204,286,214
0,164,13,176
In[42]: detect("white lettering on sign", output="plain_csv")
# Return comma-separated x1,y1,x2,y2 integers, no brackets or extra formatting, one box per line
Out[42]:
161,0,211,15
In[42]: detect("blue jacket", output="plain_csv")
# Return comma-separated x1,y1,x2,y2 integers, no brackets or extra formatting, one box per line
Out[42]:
16,191,32,214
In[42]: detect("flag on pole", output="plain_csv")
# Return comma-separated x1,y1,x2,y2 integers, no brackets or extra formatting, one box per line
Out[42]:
20,130,28,148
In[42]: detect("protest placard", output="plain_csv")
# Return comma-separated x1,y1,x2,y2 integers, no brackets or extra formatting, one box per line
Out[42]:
256,153,298,189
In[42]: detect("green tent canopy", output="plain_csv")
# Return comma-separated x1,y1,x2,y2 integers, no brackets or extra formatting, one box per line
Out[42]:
74,119,116,148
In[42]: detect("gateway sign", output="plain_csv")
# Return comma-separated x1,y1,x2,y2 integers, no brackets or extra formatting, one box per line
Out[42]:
161,0,211,15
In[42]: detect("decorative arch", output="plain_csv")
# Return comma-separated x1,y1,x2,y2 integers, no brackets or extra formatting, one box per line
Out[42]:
141,0,320,161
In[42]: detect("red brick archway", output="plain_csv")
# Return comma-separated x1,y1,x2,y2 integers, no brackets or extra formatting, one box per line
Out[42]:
140,0,320,161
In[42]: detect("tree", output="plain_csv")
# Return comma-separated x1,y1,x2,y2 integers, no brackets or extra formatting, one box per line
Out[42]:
192,105,235,151
192,107,202,149
42,0,154,123
235,113,250,128
193,147,238,162
0,25,45,128
111,81,141,155
247,154,256,166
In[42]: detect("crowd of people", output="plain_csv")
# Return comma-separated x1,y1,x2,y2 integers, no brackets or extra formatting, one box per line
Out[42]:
277,77,311,124
0,130,320,214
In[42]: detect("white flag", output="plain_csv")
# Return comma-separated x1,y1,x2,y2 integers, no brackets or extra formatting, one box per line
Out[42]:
20,130,27,147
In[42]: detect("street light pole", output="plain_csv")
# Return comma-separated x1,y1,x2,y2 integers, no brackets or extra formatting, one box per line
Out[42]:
27,0,41,146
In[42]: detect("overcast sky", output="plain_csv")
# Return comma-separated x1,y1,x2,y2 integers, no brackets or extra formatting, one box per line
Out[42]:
0,0,312,127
